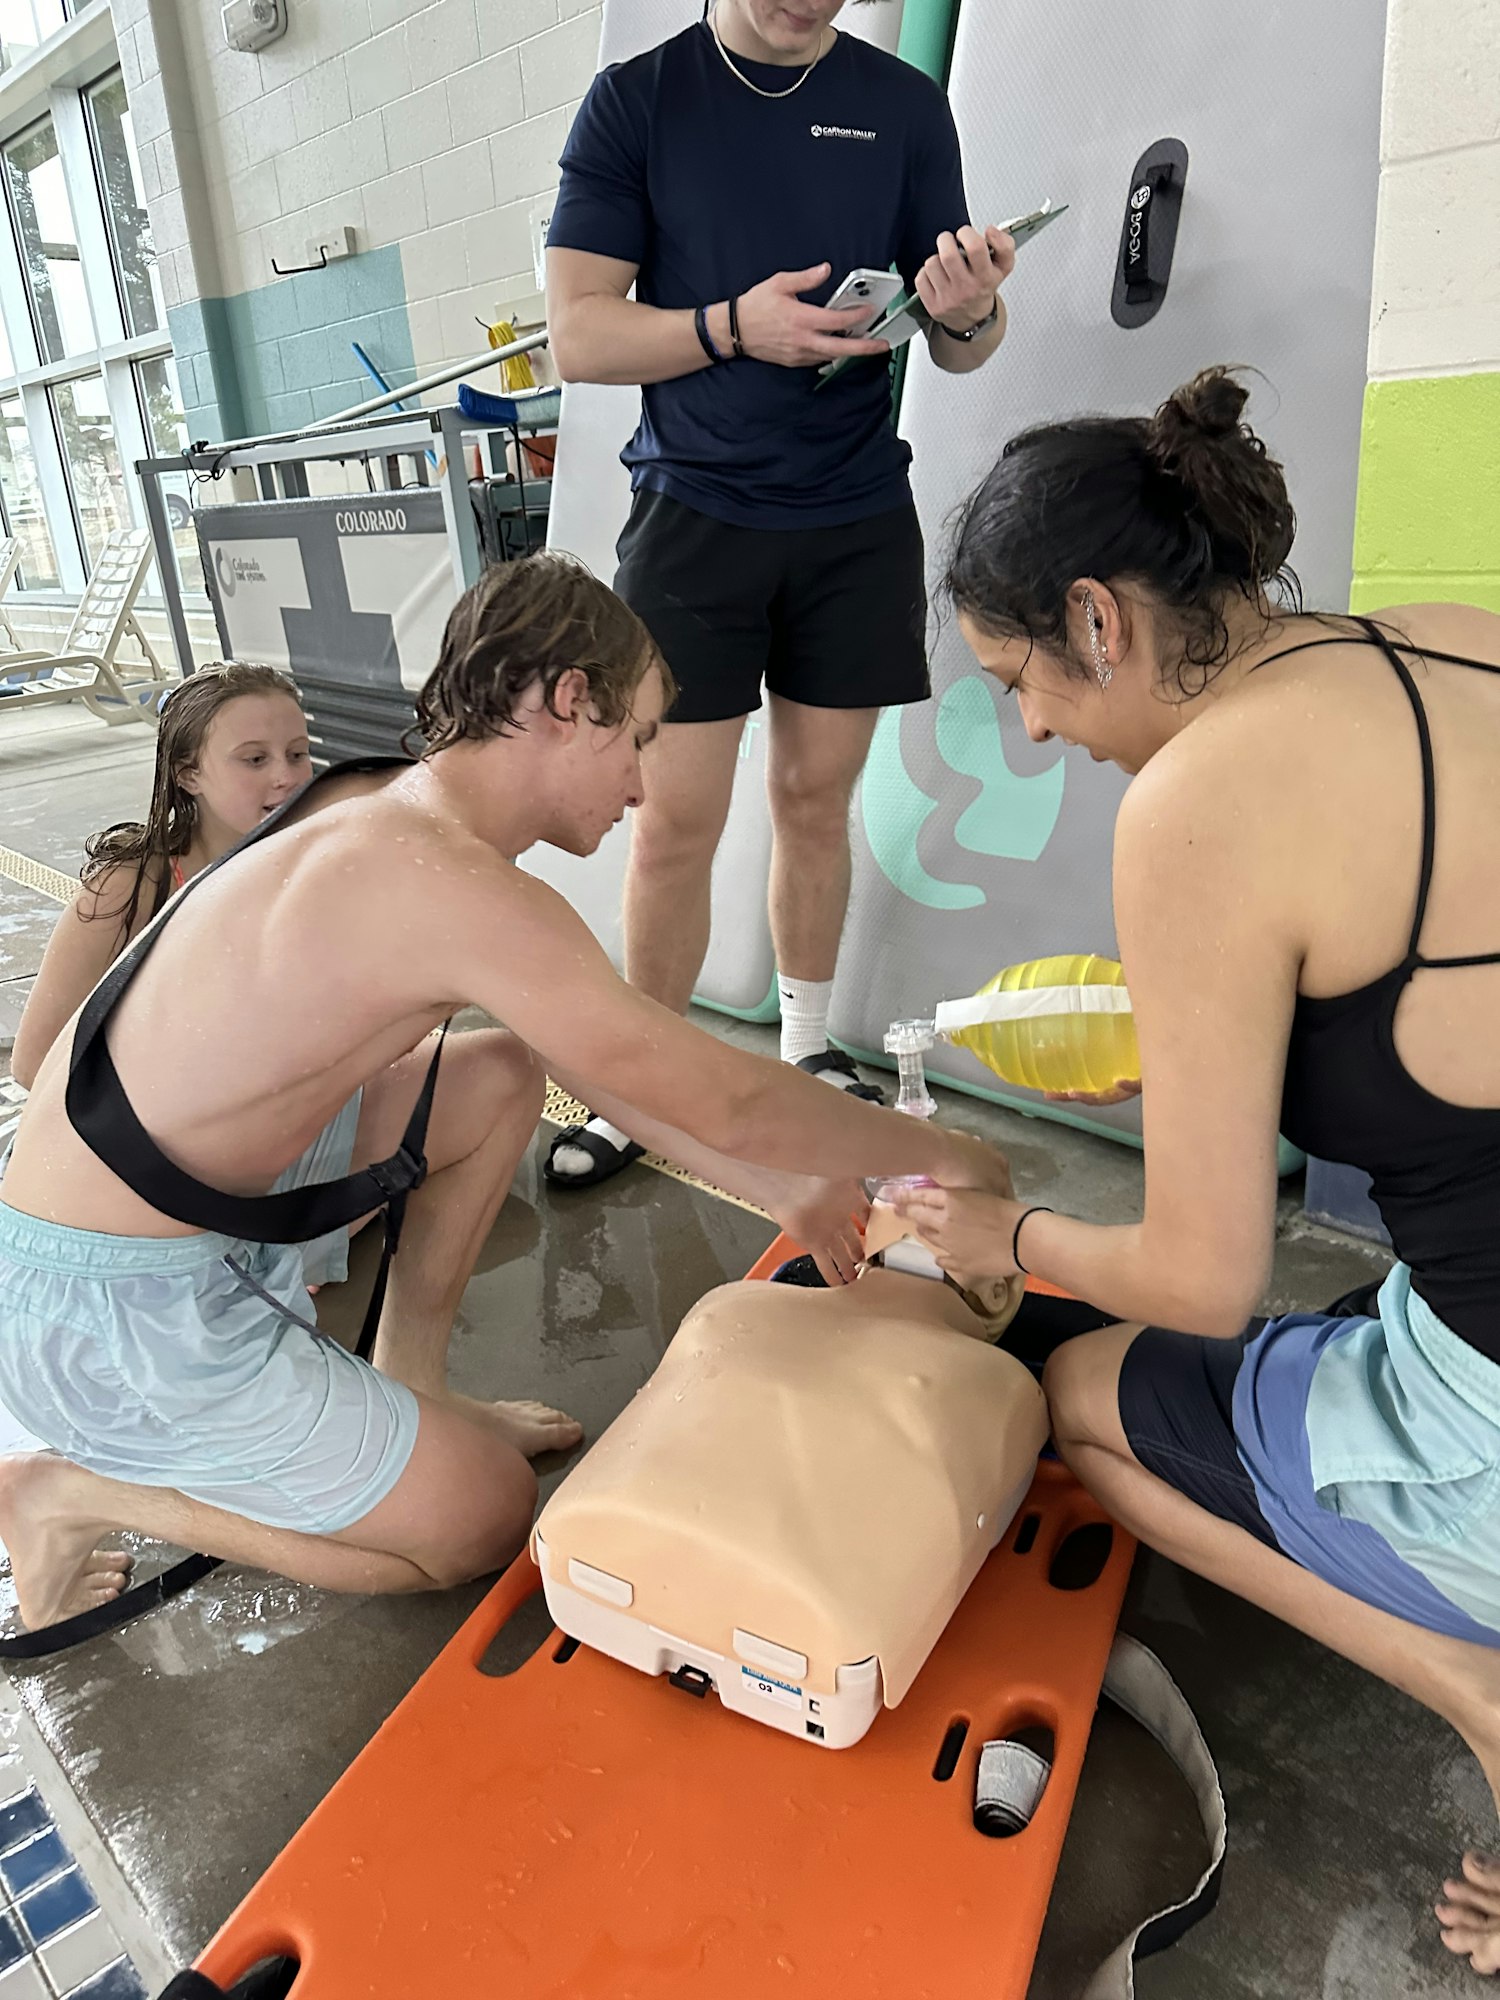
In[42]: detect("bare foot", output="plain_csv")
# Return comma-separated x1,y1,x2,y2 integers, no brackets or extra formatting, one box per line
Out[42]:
446,1394,584,1458
0,1457,132,1631
1437,1851,1500,1973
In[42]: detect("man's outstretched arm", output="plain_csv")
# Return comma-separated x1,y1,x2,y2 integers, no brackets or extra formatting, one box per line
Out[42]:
466,868,1009,1196
546,1060,871,1282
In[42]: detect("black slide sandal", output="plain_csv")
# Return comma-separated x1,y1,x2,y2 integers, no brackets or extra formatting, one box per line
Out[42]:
543,1123,645,1189
793,1049,885,1103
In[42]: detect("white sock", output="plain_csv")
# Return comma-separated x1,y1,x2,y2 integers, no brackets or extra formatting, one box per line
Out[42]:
551,1115,635,1180
778,973,834,1067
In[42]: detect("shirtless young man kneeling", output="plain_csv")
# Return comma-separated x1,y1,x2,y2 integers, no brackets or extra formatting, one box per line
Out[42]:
0,555,1010,1633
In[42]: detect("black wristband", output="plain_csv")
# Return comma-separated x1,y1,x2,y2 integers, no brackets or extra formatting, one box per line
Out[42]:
1011,1205,1053,1276
940,297,999,342
694,304,726,364
728,293,744,358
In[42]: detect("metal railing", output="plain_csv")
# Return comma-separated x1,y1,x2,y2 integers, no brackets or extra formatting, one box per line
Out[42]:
135,327,552,681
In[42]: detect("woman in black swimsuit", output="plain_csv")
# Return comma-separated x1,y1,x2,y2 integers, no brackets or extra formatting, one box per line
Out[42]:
900,369,1500,1973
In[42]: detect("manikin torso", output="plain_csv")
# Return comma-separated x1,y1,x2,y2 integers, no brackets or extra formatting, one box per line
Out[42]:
535,1247,1047,1718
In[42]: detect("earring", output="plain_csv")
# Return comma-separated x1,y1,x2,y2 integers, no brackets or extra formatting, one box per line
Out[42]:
1083,590,1112,689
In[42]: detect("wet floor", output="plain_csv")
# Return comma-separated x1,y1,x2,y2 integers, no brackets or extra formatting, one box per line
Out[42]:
1,1150,774,1972
0,705,1484,1998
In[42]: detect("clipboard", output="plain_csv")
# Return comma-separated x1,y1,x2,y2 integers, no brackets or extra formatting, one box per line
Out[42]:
815,201,1069,391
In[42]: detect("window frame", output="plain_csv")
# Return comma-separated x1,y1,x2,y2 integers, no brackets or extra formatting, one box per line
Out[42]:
81,66,159,341
1,107,96,369
0,32,191,603
0,382,59,587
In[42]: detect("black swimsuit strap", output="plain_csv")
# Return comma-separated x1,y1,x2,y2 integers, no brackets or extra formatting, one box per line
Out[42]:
1348,618,1440,960
1250,627,1500,678
1256,620,1500,967
65,756,447,1244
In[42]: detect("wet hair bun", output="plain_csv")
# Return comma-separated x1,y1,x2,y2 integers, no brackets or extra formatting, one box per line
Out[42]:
1152,367,1251,446
1146,367,1295,586
945,363,1304,699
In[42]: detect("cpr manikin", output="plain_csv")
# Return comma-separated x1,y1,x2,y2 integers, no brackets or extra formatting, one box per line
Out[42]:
534,1204,1044,1749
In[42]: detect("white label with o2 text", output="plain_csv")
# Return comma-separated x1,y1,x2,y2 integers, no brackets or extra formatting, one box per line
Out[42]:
741,1666,802,1710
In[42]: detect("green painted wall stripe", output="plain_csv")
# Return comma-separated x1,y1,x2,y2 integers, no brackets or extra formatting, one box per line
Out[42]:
1352,371,1500,607
169,246,416,444
1352,572,1500,616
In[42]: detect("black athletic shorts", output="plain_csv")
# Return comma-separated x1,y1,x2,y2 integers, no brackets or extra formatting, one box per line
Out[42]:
1116,1322,1278,1546
997,1293,1279,1548
612,488,931,725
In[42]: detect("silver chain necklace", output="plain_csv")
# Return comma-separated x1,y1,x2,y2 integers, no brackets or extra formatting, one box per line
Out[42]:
708,5,829,100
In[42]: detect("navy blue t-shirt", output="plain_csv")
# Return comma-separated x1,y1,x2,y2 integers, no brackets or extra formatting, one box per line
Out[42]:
549,23,969,530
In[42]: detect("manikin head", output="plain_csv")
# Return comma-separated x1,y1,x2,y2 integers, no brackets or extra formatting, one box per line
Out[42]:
946,368,1300,777
862,1197,1025,1340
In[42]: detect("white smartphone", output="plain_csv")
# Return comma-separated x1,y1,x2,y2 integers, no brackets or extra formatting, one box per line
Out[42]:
824,267,907,335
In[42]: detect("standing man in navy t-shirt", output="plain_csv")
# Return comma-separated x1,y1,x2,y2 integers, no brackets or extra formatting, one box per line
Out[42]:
544,0,1013,1187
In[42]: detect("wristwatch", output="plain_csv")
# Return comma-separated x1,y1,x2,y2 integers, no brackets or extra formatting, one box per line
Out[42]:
941,298,998,342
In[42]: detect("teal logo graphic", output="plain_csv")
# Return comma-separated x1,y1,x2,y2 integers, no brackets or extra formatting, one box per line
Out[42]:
861,677,1066,910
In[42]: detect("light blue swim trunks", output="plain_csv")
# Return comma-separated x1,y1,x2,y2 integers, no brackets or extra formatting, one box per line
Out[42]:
288,1089,361,1288
1119,1265,1500,1645
0,1099,419,1535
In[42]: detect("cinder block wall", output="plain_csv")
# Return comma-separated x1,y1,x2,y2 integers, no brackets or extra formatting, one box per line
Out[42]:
1351,0,1500,614
124,0,602,441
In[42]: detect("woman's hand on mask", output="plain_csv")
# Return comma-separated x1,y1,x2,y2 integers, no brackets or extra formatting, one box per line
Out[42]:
891,1183,1025,1281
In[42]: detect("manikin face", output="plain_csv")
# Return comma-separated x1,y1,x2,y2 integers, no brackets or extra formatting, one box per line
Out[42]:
179,692,312,837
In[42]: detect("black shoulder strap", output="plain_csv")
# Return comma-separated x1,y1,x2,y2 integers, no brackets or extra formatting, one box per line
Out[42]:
0,1551,223,1662
153,1961,298,2000
1351,616,1439,960
65,757,443,1244
1256,618,1500,963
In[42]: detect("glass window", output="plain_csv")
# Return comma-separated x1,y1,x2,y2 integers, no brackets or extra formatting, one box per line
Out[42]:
5,117,95,362
51,372,125,563
0,395,58,586
0,1,42,69
86,72,160,336
0,2,82,71
135,352,203,593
